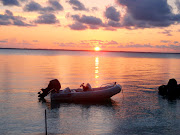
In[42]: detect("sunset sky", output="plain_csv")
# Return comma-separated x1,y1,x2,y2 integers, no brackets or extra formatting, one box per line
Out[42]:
0,0,180,52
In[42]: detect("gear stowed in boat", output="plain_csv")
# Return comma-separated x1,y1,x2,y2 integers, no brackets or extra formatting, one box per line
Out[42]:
38,79,122,102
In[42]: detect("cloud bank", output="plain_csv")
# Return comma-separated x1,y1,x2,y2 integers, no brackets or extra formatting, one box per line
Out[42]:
67,0,87,11
105,6,120,22
0,10,32,26
0,0,19,6
116,0,180,28
1,0,180,30
69,14,103,30
23,0,62,25
34,13,59,24
24,0,63,12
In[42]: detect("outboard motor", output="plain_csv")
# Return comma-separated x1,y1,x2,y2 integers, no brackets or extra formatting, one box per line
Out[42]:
38,79,61,98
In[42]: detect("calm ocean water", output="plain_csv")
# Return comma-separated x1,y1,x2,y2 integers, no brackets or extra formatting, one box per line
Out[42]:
0,49,180,135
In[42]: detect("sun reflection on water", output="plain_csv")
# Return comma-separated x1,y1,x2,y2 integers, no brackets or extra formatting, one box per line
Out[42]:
95,57,99,79
95,57,99,87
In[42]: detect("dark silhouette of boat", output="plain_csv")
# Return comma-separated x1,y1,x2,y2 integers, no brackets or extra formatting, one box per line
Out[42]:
38,79,122,102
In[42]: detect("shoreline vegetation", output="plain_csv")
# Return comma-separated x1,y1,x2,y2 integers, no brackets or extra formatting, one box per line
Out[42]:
0,47,180,54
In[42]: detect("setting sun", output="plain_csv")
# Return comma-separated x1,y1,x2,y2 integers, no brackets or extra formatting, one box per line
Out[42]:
94,47,101,51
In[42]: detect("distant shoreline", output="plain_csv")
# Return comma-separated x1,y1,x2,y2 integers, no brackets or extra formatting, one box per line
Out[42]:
0,47,180,54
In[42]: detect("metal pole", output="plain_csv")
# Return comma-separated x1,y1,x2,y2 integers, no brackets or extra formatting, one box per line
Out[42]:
45,109,47,135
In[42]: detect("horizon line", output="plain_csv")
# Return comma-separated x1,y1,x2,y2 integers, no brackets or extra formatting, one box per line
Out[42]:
0,47,180,54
